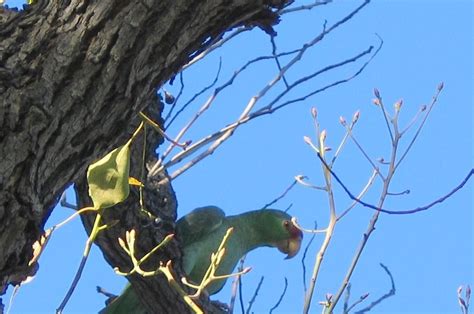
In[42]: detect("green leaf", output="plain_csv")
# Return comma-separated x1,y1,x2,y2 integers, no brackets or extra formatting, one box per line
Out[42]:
87,144,131,209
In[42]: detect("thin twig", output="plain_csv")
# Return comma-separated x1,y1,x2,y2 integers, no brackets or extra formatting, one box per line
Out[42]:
182,25,252,71
345,125,384,180
343,283,352,314
163,72,185,122
374,91,395,143
330,117,355,166
151,49,301,175
161,43,376,180
166,58,223,129
386,189,410,196
292,217,326,234
96,286,117,300
139,112,188,148
260,178,299,209
6,285,20,314
160,2,375,181
303,128,338,314
295,174,326,191
260,45,377,114
457,285,471,314
326,85,408,311
60,192,77,210
318,153,474,215
270,34,289,88
301,222,318,293
269,277,288,313
354,263,395,314
229,257,246,314
347,292,369,313
246,276,264,314
337,169,378,221
399,104,427,136
395,83,443,170
279,0,332,15
57,212,103,313
239,273,245,314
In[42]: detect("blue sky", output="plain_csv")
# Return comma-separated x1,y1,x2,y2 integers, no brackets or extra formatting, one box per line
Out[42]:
3,1,472,313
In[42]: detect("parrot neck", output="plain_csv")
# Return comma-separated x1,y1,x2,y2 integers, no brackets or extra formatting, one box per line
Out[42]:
228,210,282,252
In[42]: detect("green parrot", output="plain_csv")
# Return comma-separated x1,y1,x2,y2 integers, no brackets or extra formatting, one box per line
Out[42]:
101,206,303,314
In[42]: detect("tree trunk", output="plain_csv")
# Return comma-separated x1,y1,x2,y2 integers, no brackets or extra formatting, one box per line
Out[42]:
0,0,287,312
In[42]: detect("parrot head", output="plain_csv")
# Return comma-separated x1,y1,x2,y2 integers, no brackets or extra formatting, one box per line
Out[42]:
261,210,303,259
277,218,303,259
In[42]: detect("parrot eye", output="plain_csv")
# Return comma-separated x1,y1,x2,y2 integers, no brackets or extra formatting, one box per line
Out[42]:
283,220,290,228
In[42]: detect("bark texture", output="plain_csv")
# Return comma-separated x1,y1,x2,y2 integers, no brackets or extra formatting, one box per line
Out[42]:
0,0,287,312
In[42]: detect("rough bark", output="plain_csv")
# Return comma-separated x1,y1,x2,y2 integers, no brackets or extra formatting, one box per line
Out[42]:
76,102,218,313
0,0,287,312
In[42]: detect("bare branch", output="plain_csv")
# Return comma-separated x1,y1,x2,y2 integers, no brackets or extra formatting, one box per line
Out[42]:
269,277,289,313
354,263,396,314
163,72,185,123
269,34,289,88
457,285,471,314
327,84,456,312
229,257,246,314
60,192,77,210
301,222,318,293
181,6,269,71
317,151,474,215
183,26,252,71
386,189,410,196
343,283,352,314
330,114,357,166
165,58,223,129
395,83,444,170
259,44,378,114
295,175,326,191
399,104,427,136
346,292,370,313
303,128,338,314
239,273,245,314
345,124,384,180
260,178,299,209
151,49,301,176
279,0,333,15
373,88,395,143
292,217,326,234
337,169,378,221
154,1,375,181
246,276,264,314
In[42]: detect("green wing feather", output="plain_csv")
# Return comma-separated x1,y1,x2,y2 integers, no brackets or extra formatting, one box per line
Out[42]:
176,206,224,247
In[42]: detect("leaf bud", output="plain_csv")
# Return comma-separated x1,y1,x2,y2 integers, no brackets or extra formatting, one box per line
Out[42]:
164,90,175,104
437,82,444,91
373,88,381,98
339,116,347,126
352,110,360,123
311,107,318,119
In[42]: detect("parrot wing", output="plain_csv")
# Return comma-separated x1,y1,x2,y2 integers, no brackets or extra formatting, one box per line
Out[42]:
176,206,225,247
